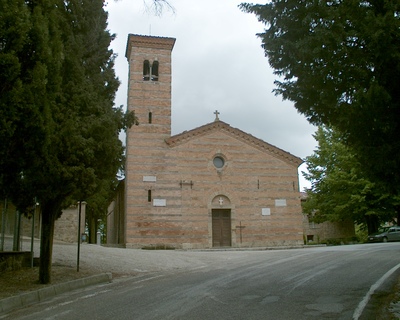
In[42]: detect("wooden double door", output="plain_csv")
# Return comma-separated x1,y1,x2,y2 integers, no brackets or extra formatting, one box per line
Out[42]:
212,209,231,247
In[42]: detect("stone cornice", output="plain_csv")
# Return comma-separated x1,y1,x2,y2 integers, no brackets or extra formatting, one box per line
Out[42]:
165,120,303,167
125,34,176,59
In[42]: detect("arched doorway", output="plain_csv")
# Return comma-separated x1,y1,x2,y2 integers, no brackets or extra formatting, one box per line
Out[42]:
211,195,231,247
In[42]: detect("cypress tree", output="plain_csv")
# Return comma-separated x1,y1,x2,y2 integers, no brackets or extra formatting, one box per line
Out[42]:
1,0,134,284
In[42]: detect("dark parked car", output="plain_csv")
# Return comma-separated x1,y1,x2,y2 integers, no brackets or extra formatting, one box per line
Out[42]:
368,226,400,243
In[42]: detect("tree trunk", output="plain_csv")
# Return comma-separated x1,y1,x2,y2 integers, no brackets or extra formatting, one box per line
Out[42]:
365,214,380,235
89,215,97,244
39,201,58,284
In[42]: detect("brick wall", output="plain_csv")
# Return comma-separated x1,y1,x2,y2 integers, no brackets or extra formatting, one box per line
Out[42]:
303,215,355,243
54,204,86,243
0,202,86,245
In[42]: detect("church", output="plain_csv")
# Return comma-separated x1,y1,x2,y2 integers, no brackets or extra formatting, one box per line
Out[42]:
107,34,304,249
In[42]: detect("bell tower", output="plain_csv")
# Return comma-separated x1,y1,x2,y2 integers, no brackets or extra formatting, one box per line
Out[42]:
124,34,176,247
125,34,175,138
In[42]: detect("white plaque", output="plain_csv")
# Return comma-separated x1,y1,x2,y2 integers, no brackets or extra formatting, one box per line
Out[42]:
153,199,166,207
275,199,287,207
143,176,156,182
262,208,271,216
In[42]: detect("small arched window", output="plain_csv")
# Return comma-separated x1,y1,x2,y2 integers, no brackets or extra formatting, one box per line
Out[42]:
148,112,152,124
151,61,159,81
143,60,150,81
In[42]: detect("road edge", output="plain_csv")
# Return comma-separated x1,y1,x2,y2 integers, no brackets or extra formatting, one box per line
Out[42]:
0,272,112,315
353,263,400,319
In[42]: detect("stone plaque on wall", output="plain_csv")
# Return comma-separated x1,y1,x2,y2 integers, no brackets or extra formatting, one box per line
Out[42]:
153,199,166,207
143,176,157,182
275,199,287,207
262,208,271,216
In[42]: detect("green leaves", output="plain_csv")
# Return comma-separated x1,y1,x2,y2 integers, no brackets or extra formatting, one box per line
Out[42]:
241,0,400,195
0,0,135,283
302,126,396,233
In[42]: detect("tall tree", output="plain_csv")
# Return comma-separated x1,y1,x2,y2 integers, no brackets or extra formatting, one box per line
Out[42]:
1,0,65,283
0,0,61,209
0,0,135,284
303,126,398,234
240,1,400,196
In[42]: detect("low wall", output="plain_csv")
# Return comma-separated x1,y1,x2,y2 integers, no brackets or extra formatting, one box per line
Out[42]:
0,252,32,272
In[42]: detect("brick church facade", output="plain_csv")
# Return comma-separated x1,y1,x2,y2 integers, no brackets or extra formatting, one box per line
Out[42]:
107,34,305,249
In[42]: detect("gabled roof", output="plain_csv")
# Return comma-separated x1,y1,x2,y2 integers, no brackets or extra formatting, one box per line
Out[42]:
165,120,303,167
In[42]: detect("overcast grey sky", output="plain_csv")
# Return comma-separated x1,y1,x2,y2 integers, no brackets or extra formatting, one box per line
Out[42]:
105,0,317,190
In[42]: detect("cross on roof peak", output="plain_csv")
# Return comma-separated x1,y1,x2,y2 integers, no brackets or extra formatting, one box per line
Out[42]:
214,110,220,121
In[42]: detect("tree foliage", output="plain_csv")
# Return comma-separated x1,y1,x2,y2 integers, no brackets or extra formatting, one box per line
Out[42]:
0,0,136,284
241,0,400,195
303,126,399,234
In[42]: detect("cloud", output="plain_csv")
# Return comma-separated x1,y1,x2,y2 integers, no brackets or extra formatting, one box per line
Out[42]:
106,0,317,189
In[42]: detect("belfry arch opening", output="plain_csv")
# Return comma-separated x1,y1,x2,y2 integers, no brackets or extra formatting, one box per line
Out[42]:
151,61,159,81
143,60,158,81
143,60,150,81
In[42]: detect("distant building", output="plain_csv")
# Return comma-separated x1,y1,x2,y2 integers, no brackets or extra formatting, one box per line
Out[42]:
0,201,86,250
301,193,356,243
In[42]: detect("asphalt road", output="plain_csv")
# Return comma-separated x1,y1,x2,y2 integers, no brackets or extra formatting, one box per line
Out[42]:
5,243,400,320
